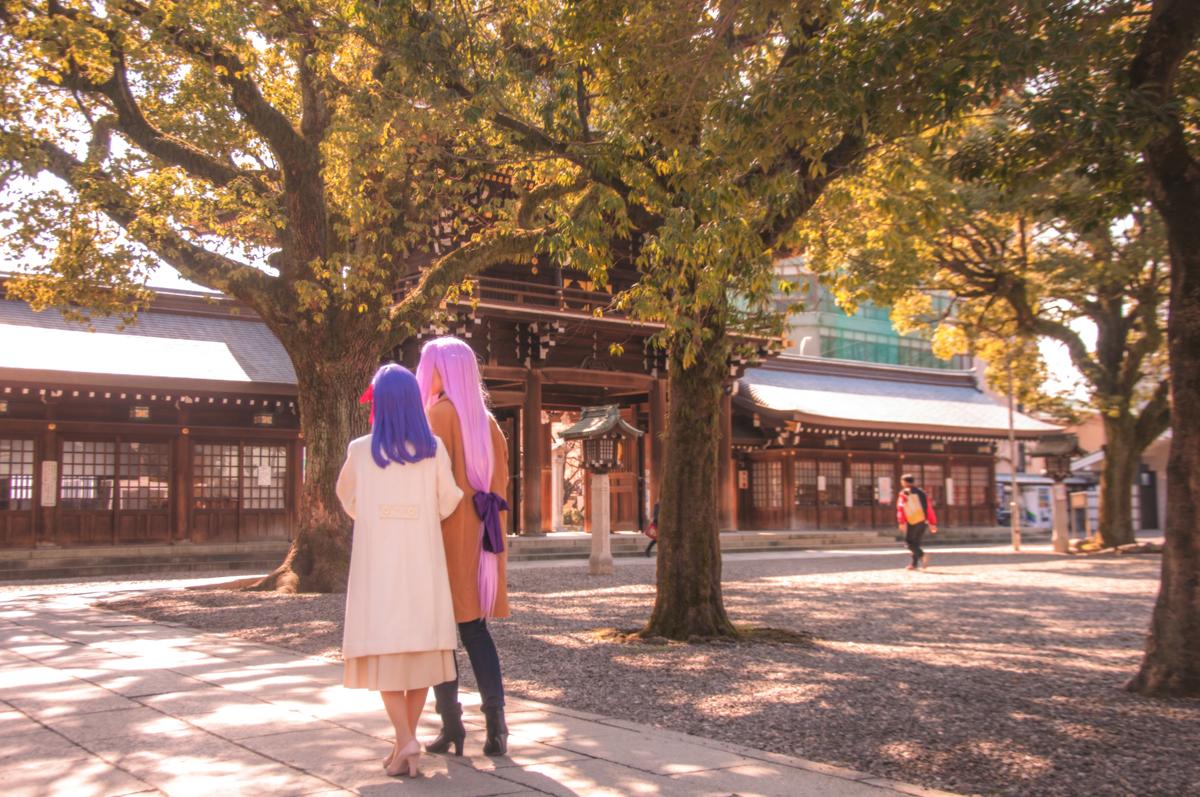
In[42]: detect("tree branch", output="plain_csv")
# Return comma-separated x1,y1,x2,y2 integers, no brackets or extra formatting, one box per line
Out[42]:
1134,377,1171,449
758,132,867,248
516,175,588,229
10,130,275,301
112,0,308,167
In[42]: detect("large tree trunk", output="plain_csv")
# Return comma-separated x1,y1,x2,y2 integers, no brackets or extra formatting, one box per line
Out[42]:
1128,210,1200,695
252,347,377,593
1098,414,1139,547
1126,0,1200,698
643,330,737,640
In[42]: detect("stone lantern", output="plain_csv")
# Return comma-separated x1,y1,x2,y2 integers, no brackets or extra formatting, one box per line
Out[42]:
559,405,644,574
1029,433,1083,553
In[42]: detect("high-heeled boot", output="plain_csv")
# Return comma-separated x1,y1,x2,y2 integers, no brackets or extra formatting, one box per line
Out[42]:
425,701,465,756
482,706,508,756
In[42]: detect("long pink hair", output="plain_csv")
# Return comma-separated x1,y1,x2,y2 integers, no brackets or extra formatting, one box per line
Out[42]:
415,337,500,616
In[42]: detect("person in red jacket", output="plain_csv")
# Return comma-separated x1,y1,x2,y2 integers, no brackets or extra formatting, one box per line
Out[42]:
897,473,938,570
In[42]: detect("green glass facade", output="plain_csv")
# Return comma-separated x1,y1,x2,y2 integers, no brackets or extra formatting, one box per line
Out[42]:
783,272,970,371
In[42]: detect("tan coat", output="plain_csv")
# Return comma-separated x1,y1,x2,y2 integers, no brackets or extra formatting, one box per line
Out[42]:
428,397,511,622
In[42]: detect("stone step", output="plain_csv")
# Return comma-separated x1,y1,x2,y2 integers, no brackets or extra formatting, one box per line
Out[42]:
0,542,290,583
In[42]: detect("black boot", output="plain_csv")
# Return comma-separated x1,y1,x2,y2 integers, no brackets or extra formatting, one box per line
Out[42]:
425,701,465,756
482,706,508,756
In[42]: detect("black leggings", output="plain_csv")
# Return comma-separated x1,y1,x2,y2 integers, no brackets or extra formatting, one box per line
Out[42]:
433,618,505,713
905,522,928,567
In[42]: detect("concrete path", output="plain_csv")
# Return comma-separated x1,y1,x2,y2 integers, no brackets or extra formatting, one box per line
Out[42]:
0,580,957,797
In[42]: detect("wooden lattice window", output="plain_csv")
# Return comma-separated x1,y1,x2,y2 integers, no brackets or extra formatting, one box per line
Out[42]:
751,460,783,509
193,444,240,510
970,465,990,507
119,442,170,511
794,460,817,507
952,464,970,507
61,440,116,510
0,439,34,511
851,462,874,506
242,445,287,510
819,461,844,508
922,463,945,508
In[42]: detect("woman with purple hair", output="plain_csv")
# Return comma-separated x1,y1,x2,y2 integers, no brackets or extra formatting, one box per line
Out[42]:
416,337,512,757
336,364,463,777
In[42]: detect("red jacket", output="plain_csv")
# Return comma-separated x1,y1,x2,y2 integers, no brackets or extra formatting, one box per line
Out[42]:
897,486,938,527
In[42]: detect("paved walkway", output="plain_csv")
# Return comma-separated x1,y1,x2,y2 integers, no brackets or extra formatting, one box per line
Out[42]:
0,580,957,797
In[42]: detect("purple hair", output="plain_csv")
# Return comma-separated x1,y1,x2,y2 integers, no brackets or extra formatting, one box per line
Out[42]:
416,337,501,615
368,364,437,468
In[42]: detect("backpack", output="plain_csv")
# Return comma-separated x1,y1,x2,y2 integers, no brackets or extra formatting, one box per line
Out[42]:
902,490,926,524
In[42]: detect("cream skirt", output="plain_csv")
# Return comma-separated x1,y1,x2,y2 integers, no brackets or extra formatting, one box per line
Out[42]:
343,651,456,691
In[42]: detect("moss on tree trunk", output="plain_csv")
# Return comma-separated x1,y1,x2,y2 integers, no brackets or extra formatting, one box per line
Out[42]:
251,349,376,594
643,331,737,640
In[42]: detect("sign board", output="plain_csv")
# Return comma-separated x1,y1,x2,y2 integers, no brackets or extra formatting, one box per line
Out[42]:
40,461,58,507
843,477,854,508
737,470,749,490
1069,491,1088,509
945,477,955,505
817,474,827,491
877,476,893,504
256,463,273,488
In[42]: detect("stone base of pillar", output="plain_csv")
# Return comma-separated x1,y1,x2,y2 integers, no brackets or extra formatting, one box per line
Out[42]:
1052,481,1070,553
588,472,614,575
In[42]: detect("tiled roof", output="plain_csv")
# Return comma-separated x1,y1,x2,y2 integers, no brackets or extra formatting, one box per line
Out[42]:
739,365,1059,437
0,299,297,387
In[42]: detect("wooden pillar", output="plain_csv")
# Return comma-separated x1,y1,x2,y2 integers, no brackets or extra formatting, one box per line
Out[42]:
588,471,614,575
522,370,544,535
718,391,738,531
290,437,305,542
648,379,666,518
38,420,59,547
174,429,190,543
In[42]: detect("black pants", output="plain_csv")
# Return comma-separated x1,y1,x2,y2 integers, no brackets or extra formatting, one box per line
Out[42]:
645,539,657,555
905,522,928,567
433,618,505,714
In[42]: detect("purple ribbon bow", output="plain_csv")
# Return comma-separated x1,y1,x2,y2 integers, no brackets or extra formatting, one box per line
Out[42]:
473,491,509,554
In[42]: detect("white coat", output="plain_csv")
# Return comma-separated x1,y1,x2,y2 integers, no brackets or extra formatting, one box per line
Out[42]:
336,434,463,660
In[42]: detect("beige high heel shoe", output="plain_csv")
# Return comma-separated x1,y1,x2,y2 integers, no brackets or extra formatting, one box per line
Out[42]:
386,738,421,777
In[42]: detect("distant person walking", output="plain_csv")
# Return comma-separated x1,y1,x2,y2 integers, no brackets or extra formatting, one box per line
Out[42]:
897,473,937,570
644,502,660,557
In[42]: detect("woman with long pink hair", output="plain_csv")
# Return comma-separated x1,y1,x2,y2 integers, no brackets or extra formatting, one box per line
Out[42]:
415,337,512,757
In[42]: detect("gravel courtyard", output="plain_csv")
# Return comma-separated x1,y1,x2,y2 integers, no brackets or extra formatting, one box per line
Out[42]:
100,548,1197,797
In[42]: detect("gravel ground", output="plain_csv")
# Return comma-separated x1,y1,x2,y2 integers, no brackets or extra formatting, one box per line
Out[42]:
97,549,1197,797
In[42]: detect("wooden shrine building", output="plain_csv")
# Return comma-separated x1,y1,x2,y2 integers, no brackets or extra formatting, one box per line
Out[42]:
0,284,302,549
731,357,1059,531
0,259,1060,553
391,263,678,537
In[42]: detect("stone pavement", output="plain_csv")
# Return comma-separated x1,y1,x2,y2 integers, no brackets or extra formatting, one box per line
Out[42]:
0,581,958,797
